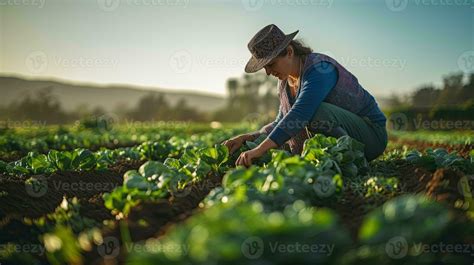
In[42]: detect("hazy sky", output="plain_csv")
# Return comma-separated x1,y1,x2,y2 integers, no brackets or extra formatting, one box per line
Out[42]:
0,0,472,97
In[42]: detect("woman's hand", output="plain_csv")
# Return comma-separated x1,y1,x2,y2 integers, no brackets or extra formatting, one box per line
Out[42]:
235,138,278,167
235,148,263,167
222,134,253,154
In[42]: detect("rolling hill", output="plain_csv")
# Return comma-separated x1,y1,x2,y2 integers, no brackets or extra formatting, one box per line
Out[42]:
0,75,226,113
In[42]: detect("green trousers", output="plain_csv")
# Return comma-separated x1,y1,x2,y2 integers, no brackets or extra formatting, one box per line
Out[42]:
308,102,388,161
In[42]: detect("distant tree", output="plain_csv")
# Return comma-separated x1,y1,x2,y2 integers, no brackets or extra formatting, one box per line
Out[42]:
459,73,474,101
213,73,279,122
411,85,440,108
171,98,205,121
126,93,205,122
227,79,238,103
435,72,464,107
127,93,170,121
8,86,71,124
386,93,405,109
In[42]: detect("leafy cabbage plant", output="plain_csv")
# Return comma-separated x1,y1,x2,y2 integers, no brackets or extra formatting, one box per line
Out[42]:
405,148,474,173
206,151,343,211
1,149,98,175
104,145,229,217
346,194,472,265
127,201,352,265
302,134,368,178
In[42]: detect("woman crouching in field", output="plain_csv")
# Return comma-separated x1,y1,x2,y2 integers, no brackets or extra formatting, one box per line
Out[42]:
223,24,387,167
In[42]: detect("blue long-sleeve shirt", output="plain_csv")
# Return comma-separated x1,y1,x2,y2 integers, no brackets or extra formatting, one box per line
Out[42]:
268,61,338,146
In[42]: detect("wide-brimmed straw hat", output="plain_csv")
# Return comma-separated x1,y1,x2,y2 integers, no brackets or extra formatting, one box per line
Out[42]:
244,24,299,73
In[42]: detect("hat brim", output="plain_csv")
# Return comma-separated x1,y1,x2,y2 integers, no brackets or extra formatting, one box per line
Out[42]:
244,30,299,73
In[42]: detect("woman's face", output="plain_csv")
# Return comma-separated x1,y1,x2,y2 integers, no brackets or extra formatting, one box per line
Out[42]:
263,46,294,80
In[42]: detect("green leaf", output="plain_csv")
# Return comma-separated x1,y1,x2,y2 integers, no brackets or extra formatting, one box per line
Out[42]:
223,167,260,189
0,160,8,173
180,149,199,165
72,149,96,170
245,140,258,150
30,153,51,174
48,150,73,171
138,161,168,178
164,158,181,169
359,195,452,244
193,160,212,178
200,145,228,165
341,163,358,178
125,175,149,191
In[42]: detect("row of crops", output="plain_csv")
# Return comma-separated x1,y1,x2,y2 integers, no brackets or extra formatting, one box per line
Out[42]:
0,122,240,161
389,130,474,146
0,124,473,264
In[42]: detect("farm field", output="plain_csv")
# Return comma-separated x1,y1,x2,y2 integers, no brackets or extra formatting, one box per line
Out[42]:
0,123,472,265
